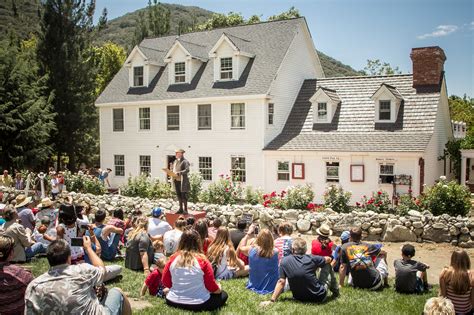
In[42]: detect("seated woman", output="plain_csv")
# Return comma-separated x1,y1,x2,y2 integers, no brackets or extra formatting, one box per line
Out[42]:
207,227,249,280
439,249,473,315
125,216,154,275
238,226,279,294
162,230,228,312
194,218,212,255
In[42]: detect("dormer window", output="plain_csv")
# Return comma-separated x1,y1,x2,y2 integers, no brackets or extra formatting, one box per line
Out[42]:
379,100,391,120
133,66,144,87
317,102,328,121
174,62,186,83
220,57,233,80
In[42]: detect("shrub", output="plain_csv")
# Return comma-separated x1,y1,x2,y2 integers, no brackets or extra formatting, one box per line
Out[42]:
199,174,243,205
64,172,106,195
244,186,264,205
188,172,203,203
420,176,471,216
263,185,315,210
323,185,352,213
356,190,392,213
121,175,174,199
395,193,421,216
148,179,175,199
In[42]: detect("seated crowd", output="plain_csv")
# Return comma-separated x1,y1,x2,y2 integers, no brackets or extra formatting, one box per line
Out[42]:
0,197,473,314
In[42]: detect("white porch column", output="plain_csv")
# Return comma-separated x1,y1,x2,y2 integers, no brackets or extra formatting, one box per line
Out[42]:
461,156,467,186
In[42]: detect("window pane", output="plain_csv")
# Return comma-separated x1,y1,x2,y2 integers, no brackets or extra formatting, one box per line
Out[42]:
198,104,212,130
318,102,327,120
220,57,233,80
231,103,245,129
326,162,339,182
167,106,180,131
231,157,246,182
174,62,185,83
199,156,212,181
268,103,274,125
379,101,391,120
134,66,144,86
139,155,151,175
113,108,124,132
139,108,150,130
277,161,289,181
114,155,125,176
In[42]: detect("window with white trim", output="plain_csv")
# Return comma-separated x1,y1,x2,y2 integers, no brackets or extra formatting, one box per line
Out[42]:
198,104,212,130
231,156,246,182
231,103,245,129
139,155,151,176
379,100,391,121
220,57,233,80
379,163,394,184
268,103,274,125
139,107,150,130
277,161,290,181
317,102,328,121
174,62,185,83
113,108,124,132
199,157,212,181
114,155,125,176
326,162,339,182
167,105,180,130
133,66,144,86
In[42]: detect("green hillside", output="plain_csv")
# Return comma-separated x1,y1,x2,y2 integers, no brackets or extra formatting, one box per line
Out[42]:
0,1,361,77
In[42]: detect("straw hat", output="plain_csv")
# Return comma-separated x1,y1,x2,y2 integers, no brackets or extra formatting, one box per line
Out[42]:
15,194,32,208
316,224,333,237
175,148,185,153
38,197,53,209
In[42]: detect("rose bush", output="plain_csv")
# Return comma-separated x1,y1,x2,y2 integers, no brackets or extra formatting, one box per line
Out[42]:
323,185,352,213
420,176,471,216
262,185,315,210
356,190,392,213
199,174,243,205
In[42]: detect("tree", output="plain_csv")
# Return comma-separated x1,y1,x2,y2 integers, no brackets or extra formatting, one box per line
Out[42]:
147,0,170,37
196,12,245,31
363,59,402,76
0,37,56,171
91,42,127,96
449,95,474,136
132,10,149,47
268,7,300,21
247,15,261,24
37,0,97,171
97,7,108,31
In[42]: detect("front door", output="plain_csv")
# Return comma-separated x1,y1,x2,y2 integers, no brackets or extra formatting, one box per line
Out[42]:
166,155,176,181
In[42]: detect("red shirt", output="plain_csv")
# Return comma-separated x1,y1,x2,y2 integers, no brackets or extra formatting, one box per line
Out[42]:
144,269,163,296
0,263,34,315
311,239,334,257
202,238,211,255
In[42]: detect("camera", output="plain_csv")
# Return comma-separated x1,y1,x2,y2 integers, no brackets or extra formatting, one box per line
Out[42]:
70,237,84,247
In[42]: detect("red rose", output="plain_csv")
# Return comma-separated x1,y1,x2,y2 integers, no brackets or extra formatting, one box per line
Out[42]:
307,202,315,210
271,191,277,197
377,191,382,195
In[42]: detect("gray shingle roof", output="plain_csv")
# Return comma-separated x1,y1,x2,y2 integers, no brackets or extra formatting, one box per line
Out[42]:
265,75,441,152
96,18,304,104
138,46,167,66
318,87,341,103
176,39,208,60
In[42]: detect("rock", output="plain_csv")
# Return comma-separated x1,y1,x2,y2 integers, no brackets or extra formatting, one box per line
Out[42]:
260,211,273,223
388,219,401,227
297,219,311,233
361,222,371,230
414,228,424,236
368,227,383,235
283,210,299,220
460,227,470,234
378,213,389,220
449,226,459,236
383,225,417,242
404,221,412,227
408,210,422,217
423,226,451,243
432,222,446,229
412,221,423,229
459,240,474,248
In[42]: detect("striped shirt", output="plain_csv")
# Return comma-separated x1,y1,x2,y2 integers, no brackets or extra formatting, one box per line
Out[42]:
446,285,472,314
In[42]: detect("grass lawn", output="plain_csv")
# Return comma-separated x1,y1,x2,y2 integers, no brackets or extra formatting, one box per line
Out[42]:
26,257,436,314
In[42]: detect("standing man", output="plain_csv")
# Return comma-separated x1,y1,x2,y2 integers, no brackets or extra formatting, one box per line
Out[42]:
172,149,190,214
0,170,13,187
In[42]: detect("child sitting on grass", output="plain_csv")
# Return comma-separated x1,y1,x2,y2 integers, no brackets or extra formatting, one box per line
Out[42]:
153,240,165,263
140,257,168,298
100,209,126,242
394,244,430,294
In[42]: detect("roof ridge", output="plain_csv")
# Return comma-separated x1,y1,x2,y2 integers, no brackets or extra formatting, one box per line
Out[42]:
319,73,413,81
177,39,207,47
224,32,251,42
141,17,305,41
139,45,166,52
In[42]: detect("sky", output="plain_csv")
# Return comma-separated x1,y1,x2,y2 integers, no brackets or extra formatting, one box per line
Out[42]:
94,0,474,97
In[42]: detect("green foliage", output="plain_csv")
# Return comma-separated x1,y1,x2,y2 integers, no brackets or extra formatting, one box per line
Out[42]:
244,186,264,205
396,194,422,216
356,191,392,213
362,59,402,76
147,0,170,37
442,139,462,180
64,172,106,195
449,95,474,137
97,8,108,31
317,50,363,77
323,185,352,213
199,175,243,205
268,6,301,21
121,174,175,199
263,185,315,210
420,176,471,216
0,36,56,170
91,42,127,96
188,172,203,203
196,12,245,31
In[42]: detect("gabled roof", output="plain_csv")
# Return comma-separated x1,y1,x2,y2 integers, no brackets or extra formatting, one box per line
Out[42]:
125,46,166,67
265,74,441,152
96,18,304,104
164,39,208,62
310,86,341,103
371,83,404,101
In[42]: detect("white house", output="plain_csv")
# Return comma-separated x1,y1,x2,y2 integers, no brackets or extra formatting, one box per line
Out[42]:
96,18,454,204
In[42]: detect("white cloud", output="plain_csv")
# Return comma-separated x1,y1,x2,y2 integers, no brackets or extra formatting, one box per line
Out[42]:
471,21,474,30
417,25,459,39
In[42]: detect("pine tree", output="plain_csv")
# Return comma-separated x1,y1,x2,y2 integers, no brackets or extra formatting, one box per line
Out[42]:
0,37,56,170
97,7,108,31
37,0,97,171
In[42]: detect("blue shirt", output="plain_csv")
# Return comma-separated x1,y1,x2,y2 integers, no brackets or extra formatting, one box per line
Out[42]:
86,224,120,261
246,247,279,294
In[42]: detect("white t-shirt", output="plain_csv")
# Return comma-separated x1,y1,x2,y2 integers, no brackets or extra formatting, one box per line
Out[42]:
163,229,183,256
51,178,59,194
147,218,171,237
33,227,57,245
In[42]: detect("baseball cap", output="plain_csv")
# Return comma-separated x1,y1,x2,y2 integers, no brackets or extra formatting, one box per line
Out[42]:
152,207,162,217
340,231,350,241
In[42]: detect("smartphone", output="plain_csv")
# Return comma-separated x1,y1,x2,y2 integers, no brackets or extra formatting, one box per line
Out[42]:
71,237,84,247
79,224,89,230
254,225,259,235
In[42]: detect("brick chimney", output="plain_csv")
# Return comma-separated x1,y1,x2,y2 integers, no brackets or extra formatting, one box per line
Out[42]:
410,46,446,93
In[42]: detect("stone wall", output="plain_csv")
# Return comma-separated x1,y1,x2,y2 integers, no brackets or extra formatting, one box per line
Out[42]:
2,189,473,247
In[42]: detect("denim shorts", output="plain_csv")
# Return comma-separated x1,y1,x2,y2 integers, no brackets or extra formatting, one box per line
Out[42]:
102,288,124,315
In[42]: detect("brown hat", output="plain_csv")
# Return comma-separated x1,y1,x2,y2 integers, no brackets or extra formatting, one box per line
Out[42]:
15,194,32,208
316,224,333,237
38,197,53,209
175,148,185,153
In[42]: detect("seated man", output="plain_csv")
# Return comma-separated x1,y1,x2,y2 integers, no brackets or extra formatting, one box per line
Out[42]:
339,227,388,290
0,235,34,315
25,237,131,315
260,237,339,307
